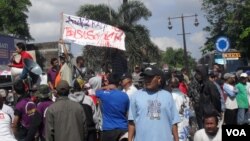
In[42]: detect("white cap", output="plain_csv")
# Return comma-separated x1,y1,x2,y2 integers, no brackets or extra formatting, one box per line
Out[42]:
240,73,248,78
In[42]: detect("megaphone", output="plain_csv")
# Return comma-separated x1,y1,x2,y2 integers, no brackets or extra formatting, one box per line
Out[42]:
24,58,42,75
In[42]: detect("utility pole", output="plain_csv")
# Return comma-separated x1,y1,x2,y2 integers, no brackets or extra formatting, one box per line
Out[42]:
168,14,199,74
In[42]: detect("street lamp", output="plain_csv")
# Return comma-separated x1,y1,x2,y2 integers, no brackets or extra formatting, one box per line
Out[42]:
168,14,199,74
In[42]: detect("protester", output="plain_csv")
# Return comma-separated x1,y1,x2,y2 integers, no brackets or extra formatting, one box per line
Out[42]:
96,73,129,141
181,68,190,85
47,58,60,90
120,73,138,99
223,73,238,125
188,65,207,129
69,78,97,141
8,42,33,80
0,89,14,123
235,73,249,125
193,109,221,141
132,65,142,89
45,80,87,141
12,80,37,141
73,56,87,80
128,66,180,141
33,84,53,141
54,40,73,87
169,77,191,141
203,71,222,113
0,95,17,141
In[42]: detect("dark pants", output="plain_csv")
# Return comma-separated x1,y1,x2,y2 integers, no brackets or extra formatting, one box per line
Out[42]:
87,131,97,141
194,104,203,129
101,129,127,141
224,109,238,125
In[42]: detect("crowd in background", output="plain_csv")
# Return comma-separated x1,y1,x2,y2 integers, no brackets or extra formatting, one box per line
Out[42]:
0,42,250,141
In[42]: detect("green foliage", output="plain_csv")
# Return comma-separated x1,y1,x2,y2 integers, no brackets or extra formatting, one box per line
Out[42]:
160,47,196,70
202,0,250,57
77,1,160,71
0,0,32,40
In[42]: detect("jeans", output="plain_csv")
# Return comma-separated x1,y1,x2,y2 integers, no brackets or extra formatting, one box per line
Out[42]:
20,67,29,79
237,108,248,125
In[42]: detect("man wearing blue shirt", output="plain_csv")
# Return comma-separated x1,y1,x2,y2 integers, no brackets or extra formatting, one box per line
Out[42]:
96,73,129,141
128,66,180,141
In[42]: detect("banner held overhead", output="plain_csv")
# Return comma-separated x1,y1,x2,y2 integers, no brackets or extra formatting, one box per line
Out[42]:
62,14,126,51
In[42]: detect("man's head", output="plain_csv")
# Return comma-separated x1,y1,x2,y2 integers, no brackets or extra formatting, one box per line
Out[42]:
34,84,51,99
203,110,219,136
76,56,85,67
107,73,121,87
120,73,133,89
16,42,26,53
73,78,85,92
56,80,70,96
239,72,248,84
134,65,140,73
223,73,235,84
13,80,26,96
0,89,7,100
140,66,162,91
59,54,66,65
50,58,59,68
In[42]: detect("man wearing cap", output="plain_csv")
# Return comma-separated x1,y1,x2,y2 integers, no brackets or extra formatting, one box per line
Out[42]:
128,66,180,141
31,84,53,141
223,73,238,125
120,73,138,99
45,80,87,141
132,65,142,89
235,73,249,125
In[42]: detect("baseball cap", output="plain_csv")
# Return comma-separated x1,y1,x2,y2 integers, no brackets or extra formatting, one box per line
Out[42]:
34,84,50,98
120,73,132,81
56,80,70,91
223,73,235,80
0,89,7,97
140,66,162,76
240,72,248,78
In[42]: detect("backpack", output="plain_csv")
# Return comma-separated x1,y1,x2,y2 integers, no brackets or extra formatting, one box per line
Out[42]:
80,96,96,132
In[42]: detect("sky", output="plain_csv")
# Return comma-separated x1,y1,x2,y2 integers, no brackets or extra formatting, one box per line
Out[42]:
27,0,209,60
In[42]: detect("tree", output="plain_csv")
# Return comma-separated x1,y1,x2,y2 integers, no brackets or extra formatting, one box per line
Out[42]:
160,47,196,70
202,0,250,57
0,0,32,40
76,1,160,72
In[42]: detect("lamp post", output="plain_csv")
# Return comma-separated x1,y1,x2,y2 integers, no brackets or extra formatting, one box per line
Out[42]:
168,14,199,73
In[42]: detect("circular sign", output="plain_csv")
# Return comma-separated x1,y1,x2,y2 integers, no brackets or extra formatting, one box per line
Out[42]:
215,36,230,52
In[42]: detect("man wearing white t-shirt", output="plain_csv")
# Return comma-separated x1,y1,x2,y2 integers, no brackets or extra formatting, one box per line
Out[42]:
120,73,138,99
194,110,221,141
223,73,238,125
0,95,17,141
0,89,14,123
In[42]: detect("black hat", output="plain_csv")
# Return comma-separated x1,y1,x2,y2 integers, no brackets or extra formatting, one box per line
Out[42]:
34,84,51,98
140,66,162,76
120,73,132,81
56,80,70,91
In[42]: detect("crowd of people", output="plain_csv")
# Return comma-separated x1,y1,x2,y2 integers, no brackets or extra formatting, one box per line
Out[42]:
0,42,250,141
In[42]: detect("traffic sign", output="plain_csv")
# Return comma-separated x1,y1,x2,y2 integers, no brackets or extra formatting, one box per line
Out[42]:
215,36,230,52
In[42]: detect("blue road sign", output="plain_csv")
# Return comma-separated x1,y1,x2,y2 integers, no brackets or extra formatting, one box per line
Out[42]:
216,36,230,52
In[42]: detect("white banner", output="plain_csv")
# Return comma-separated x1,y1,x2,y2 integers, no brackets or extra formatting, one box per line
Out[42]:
62,14,126,51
